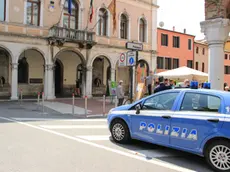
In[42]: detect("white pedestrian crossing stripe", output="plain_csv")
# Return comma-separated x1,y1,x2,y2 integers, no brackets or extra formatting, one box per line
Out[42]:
39,125,107,129
76,135,111,141
11,117,184,160
12,118,107,122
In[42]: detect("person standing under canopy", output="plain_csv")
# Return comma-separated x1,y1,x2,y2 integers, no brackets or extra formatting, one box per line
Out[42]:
145,71,154,95
116,80,125,106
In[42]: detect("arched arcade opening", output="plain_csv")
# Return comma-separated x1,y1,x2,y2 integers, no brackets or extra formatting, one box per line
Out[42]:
0,47,11,98
54,50,85,97
18,49,45,97
136,59,149,84
92,56,111,96
115,59,150,96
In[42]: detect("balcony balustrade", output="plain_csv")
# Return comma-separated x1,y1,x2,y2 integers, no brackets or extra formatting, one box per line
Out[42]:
48,26,96,48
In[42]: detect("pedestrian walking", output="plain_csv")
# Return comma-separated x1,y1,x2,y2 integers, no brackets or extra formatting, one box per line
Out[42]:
182,79,190,88
154,76,171,93
169,79,175,89
145,71,154,95
116,80,125,106
224,83,228,90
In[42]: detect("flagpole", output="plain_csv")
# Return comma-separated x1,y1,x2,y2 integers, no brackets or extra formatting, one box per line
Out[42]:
85,8,91,31
83,0,117,34
84,0,94,31
89,9,108,31
86,0,116,32
54,0,67,26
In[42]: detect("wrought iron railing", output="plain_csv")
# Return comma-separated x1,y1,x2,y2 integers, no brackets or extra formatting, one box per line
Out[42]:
48,26,95,42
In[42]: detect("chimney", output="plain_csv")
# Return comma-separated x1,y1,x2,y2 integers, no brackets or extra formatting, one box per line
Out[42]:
184,28,186,34
173,26,175,31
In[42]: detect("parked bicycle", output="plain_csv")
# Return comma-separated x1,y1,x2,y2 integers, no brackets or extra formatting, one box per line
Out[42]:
123,93,133,105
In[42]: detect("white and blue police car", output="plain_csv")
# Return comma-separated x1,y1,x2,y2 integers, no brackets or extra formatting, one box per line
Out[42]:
107,82,230,172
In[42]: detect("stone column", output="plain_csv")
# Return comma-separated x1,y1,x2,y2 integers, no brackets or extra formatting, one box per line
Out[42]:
151,53,157,73
86,66,93,98
111,68,116,81
45,64,55,100
43,64,47,97
10,63,18,100
201,18,230,90
81,67,86,97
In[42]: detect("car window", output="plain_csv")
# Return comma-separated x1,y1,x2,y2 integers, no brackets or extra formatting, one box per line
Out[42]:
142,92,179,110
180,93,221,113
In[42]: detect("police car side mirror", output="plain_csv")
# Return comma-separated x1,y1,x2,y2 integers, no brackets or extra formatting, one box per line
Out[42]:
135,104,141,114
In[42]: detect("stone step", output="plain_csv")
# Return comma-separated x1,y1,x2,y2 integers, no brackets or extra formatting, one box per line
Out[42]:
0,87,9,92
0,92,10,96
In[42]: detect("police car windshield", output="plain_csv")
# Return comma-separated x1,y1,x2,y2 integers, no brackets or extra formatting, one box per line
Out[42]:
143,92,179,110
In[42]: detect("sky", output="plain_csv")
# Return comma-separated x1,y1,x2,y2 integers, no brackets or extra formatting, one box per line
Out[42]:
157,0,205,40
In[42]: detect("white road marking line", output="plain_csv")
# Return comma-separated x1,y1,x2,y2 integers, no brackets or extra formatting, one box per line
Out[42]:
0,116,195,172
12,118,107,122
39,125,107,129
86,114,105,118
76,135,110,141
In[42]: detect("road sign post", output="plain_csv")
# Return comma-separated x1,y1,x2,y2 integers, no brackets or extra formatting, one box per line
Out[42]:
126,42,142,104
126,51,137,103
117,42,142,104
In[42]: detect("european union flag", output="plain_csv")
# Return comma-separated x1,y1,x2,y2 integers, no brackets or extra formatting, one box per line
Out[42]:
68,0,72,14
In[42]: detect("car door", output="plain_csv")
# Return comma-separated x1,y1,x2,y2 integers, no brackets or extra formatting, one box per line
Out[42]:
130,91,180,145
170,92,224,152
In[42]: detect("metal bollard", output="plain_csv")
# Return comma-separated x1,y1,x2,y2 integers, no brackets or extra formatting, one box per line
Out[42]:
103,95,106,116
115,96,117,108
37,92,40,110
85,96,88,117
72,93,75,115
42,92,44,114
20,89,23,105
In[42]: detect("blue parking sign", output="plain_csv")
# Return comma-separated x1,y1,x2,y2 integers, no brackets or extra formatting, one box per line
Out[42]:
127,51,136,66
129,57,134,65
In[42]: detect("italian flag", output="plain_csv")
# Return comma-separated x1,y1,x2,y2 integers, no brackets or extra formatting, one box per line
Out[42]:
89,0,94,23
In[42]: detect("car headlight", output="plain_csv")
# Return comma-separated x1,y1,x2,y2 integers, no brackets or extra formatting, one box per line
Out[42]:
108,108,114,115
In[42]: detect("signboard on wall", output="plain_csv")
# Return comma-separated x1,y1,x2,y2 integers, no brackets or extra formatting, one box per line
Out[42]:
29,78,43,84
126,42,143,51
109,81,117,96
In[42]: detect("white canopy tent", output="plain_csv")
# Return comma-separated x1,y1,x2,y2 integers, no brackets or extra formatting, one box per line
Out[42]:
155,66,208,82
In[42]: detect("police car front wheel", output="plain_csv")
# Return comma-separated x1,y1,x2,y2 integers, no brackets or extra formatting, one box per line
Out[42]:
205,140,230,172
111,119,130,144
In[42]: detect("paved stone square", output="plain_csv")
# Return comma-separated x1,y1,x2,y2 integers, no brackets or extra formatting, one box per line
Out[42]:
0,102,214,172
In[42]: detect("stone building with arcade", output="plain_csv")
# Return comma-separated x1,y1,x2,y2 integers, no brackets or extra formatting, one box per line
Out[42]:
0,0,158,100
201,0,230,90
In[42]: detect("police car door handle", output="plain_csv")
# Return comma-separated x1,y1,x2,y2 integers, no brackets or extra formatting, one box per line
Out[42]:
207,118,219,123
162,115,171,119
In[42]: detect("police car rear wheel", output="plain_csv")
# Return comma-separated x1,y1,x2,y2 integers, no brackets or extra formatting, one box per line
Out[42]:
111,119,130,144
205,140,230,172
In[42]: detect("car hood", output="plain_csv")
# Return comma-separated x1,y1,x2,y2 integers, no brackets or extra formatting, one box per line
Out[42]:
111,99,144,111
113,104,132,111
